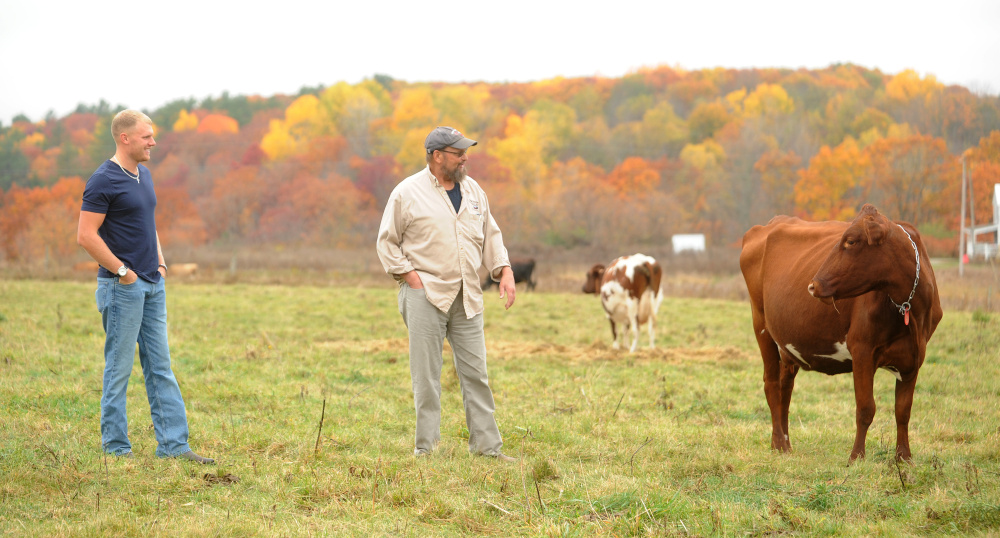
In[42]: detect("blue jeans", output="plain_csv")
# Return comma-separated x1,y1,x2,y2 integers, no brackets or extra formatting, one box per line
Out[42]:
95,277,191,457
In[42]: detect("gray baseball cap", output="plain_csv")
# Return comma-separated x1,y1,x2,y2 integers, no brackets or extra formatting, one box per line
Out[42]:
425,126,477,154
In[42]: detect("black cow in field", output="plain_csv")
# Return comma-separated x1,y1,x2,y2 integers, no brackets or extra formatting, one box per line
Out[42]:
484,258,537,291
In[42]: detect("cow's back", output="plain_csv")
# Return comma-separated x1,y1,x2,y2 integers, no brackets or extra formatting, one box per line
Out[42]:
741,217,844,306
740,217,851,363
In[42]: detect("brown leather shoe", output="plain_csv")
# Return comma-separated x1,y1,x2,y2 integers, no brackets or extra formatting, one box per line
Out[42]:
176,451,215,465
489,453,517,463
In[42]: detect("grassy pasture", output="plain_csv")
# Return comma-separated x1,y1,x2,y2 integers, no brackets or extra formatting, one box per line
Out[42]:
1,277,998,536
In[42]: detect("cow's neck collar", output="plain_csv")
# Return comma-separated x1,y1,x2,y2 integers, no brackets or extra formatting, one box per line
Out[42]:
888,224,920,321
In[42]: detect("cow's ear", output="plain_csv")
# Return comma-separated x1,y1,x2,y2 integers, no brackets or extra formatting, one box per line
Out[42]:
862,215,888,245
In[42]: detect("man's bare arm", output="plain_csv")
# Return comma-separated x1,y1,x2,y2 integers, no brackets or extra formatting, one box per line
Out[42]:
77,210,137,283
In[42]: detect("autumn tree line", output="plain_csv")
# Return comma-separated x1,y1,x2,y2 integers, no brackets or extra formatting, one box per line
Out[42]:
2,65,1000,266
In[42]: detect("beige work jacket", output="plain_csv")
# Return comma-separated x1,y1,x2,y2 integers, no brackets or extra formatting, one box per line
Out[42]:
376,167,510,318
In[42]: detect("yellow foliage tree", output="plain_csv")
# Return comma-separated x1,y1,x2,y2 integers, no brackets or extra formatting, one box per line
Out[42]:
677,140,727,225
613,101,688,160
688,101,732,142
680,140,726,170
320,81,390,156
392,87,439,131
382,87,439,161
886,123,915,139
173,109,199,132
527,100,577,159
724,88,747,115
488,114,548,193
435,84,499,133
886,69,943,101
260,95,328,160
286,94,324,130
395,128,433,174
321,80,391,121
743,83,795,118
19,132,45,153
260,119,298,161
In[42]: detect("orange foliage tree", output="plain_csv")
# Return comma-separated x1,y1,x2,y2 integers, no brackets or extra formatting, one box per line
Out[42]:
5,68,1000,260
197,113,239,134
795,138,870,221
957,131,1000,231
155,186,207,247
0,177,84,262
606,157,661,199
864,134,957,224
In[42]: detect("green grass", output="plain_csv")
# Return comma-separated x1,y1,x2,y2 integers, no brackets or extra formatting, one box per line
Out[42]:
1,279,998,536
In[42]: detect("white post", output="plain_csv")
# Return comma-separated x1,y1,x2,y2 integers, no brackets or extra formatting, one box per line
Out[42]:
960,155,966,277
970,160,977,262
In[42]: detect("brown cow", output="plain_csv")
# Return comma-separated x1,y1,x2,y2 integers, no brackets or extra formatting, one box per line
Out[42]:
169,263,198,277
583,254,663,352
740,204,942,462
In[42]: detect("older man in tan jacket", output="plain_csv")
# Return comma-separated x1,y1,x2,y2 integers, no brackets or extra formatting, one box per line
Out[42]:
376,126,517,461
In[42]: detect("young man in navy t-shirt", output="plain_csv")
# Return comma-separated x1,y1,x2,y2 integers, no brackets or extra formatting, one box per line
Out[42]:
77,109,213,464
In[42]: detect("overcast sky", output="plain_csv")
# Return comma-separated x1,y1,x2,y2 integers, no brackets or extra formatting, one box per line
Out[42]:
2,0,998,127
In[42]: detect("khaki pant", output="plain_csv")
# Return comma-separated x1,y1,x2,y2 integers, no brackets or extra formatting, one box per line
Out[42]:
398,283,503,456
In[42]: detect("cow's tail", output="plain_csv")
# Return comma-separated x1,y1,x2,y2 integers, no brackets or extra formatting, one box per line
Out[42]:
652,285,663,315
649,263,664,316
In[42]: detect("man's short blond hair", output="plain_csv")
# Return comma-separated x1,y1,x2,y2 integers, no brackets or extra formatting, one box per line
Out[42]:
111,109,153,141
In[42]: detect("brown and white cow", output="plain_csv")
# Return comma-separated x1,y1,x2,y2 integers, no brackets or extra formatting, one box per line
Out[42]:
583,254,663,352
740,204,942,462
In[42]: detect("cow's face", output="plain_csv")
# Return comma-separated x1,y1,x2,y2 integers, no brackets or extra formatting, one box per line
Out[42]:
809,204,892,303
582,264,605,294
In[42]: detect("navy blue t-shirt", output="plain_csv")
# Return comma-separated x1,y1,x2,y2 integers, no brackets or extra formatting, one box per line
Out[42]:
446,185,462,213
81,160,161,283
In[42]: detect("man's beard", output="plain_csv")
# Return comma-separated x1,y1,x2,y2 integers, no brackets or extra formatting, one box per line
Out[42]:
447,165,466,183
